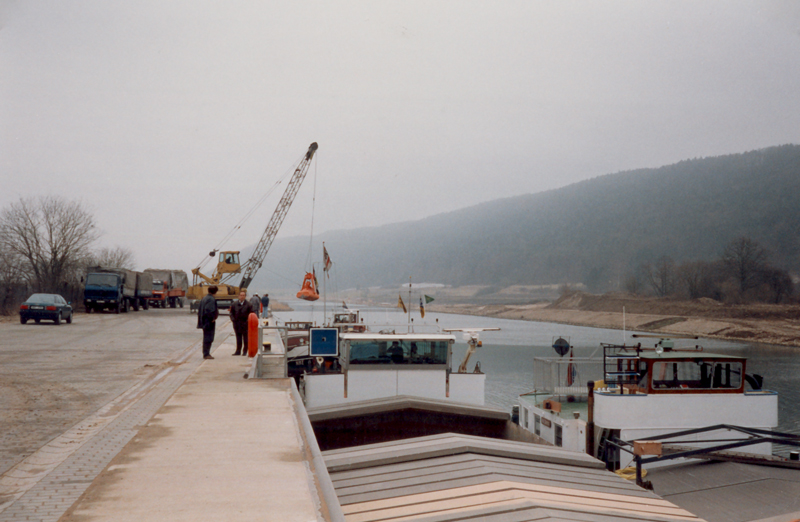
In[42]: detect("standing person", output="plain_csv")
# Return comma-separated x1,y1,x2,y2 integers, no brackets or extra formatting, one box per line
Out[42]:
249,293,262,318
261,293,270,315
196,286,219,360
229,289,253,356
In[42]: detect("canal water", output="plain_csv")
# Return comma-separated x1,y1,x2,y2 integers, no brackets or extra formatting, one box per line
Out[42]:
275,305,800,445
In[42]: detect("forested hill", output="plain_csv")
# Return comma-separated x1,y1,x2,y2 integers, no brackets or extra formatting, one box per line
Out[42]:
255,144,800,292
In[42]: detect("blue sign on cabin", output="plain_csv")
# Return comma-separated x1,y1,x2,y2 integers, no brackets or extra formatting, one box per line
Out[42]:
310,328,338,356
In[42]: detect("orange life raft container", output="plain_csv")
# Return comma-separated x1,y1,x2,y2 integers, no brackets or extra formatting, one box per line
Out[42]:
296,272,320,301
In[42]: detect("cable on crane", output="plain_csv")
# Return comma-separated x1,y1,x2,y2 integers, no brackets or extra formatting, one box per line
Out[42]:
193,151,307,270
303,153,319,270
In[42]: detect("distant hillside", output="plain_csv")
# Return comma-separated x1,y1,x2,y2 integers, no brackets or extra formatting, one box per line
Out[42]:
252,145,800,293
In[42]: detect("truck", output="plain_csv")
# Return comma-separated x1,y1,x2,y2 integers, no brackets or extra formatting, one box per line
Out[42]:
135,271,153,311
83,267,139,314
144,269,189,308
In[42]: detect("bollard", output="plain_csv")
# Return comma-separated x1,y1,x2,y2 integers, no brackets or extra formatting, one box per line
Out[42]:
247,312,259,358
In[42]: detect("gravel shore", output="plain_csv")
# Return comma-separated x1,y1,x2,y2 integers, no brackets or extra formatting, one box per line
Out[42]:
430,294,800,347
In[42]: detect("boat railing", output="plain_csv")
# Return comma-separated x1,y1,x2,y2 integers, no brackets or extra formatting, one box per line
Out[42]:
530,356,604,398
347,323,451,335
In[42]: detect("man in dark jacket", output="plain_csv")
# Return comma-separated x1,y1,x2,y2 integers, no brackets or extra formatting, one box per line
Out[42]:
250,293,262,318
261,293,270,315
229,289,253,356
196,286,219,360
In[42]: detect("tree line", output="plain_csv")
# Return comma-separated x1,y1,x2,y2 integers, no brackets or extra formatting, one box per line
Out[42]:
627,237,795,304
0,196,135,314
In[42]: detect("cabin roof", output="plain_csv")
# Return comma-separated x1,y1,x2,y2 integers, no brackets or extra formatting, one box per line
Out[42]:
307,395,509,422
323,433,705,521
646,460,800,522
639,352,745,362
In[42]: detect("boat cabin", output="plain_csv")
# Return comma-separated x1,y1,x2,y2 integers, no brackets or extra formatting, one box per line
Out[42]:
332,310,366,332
303,332,486,409
518,344,778,470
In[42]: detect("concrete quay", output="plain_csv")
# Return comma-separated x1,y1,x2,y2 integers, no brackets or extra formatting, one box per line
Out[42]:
60,338,328,521
0,318,333,522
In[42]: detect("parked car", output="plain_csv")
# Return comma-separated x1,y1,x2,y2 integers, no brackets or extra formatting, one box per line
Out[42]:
19,293,73,325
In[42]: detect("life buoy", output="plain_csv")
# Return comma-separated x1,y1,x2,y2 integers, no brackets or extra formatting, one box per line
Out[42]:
296,272,320,301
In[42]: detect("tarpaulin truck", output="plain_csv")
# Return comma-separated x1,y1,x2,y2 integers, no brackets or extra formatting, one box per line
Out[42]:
144,269,189,308
135,271,153,310
83,267,138,314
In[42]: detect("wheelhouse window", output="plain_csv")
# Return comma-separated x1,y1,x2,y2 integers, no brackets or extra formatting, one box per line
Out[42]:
348,340,448,365
555,425,563,447
534,414,541,436
651,360,743,390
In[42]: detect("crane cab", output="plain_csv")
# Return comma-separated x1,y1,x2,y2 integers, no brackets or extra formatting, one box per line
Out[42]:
216,251,241,276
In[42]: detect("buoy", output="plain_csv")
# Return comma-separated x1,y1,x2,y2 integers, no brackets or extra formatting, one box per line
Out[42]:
247,312,259,357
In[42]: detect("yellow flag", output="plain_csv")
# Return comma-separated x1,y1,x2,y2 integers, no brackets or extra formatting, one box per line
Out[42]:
397,295,407,313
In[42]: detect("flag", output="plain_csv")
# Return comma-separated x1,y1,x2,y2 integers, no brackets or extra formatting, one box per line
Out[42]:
420,296,425,318
566,347,577,386
323,245,332,276
342,300,348,309
424,295,434,304
397,295,407,313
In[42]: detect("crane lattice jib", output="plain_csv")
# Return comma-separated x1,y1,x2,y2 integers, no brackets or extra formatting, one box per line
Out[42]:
238,142,318,290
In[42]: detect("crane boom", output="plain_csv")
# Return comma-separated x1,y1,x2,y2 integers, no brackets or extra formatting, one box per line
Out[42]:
239,142,318,290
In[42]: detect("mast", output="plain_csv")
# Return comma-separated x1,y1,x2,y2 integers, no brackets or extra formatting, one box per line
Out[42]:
407,276,412,333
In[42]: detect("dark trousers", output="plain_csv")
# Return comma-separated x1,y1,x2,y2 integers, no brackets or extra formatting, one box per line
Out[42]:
233,322,249,354
202,324,215,357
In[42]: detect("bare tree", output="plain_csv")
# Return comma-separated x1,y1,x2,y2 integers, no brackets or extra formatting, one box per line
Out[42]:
641,256,675,297
91,246,136,270
678,261,705,299
0,196,98,292
762,267,794,304
722,237,768,295
0,249,29,314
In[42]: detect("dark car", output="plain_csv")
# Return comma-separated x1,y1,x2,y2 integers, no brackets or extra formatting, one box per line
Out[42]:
19,293,73,325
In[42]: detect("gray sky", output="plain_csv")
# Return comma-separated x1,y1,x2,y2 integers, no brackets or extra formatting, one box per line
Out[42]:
2,1,800,276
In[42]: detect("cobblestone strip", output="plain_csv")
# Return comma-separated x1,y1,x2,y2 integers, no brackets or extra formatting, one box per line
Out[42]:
0,339,213,521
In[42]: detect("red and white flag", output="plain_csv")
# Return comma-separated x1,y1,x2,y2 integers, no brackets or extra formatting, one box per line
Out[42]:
323,245,332,276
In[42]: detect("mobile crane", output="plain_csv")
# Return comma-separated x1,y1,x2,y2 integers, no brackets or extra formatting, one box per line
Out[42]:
187,142,318,308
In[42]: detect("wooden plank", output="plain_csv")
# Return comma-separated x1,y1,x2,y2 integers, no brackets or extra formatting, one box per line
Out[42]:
634,441,663,456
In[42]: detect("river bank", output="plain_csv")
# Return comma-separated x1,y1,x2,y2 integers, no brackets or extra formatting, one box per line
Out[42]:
429,293,800,347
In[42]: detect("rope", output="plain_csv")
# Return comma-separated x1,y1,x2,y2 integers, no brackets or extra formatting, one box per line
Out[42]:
194,152,305,270
304,153,318,270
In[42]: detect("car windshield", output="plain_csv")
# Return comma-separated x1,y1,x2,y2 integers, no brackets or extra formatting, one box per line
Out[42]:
86,274,118,286
27,294,56,303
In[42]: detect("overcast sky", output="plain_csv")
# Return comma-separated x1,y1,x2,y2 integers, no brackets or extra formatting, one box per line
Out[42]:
2,1,800,276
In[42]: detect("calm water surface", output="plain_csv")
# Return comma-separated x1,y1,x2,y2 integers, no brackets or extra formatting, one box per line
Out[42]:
276,305,800,440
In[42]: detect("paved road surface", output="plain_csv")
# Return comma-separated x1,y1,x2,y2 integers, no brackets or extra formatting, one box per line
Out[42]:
0,308,218,477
